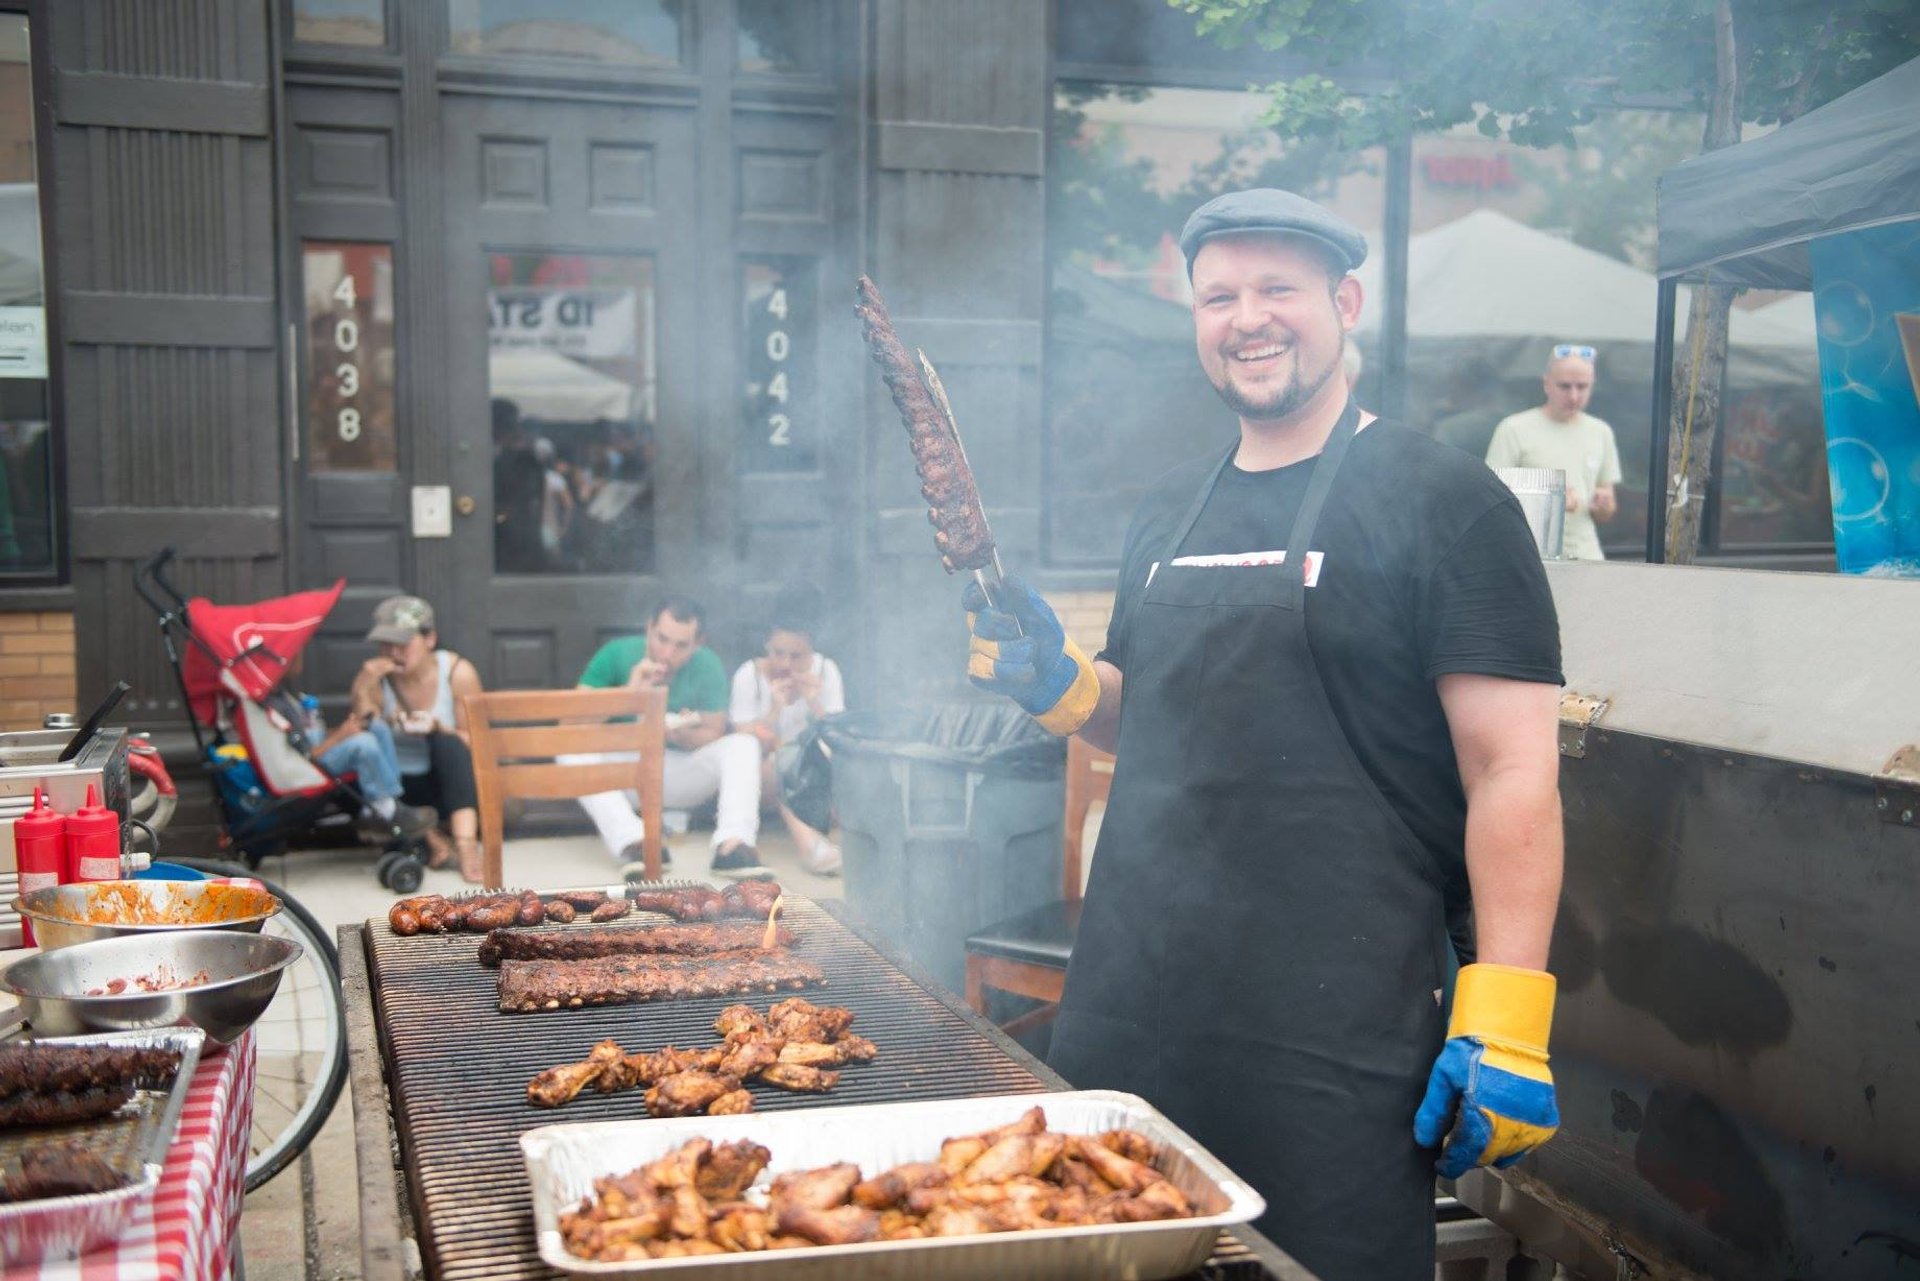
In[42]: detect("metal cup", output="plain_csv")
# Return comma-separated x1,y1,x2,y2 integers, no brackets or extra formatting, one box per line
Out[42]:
1493,466,1567,560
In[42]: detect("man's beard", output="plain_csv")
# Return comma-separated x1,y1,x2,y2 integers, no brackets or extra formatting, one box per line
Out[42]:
1211,340,1342,421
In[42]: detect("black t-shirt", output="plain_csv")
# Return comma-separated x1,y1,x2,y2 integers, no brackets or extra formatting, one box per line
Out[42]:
1099,421,1563,901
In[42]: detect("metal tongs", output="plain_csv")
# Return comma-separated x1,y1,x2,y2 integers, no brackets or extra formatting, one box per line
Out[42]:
917,351,1016,629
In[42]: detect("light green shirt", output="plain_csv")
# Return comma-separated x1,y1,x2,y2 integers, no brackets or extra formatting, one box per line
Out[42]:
1486,408,1622,560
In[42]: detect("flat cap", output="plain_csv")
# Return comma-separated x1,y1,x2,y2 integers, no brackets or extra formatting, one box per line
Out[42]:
1179,188,1368,275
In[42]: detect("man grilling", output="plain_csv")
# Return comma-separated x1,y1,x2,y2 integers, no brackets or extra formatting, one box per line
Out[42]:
963,189,1564,1279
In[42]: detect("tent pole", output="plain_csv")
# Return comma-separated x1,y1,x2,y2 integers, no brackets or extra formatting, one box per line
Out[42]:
1381,126,1412,427
1647,277,1679,563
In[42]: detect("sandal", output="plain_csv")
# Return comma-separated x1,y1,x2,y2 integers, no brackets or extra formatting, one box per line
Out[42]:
455,836,485,884
421,827,454,871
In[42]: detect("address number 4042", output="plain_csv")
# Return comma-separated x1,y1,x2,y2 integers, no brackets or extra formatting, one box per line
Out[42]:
763,286,797,447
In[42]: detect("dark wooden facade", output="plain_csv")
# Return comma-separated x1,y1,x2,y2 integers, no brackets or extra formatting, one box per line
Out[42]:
14,0,1137,748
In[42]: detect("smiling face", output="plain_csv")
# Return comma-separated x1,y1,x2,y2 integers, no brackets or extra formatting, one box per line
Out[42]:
1190,233,1363,426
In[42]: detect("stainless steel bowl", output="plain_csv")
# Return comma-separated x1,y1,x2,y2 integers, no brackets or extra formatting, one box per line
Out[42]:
11,880,282,951
0,930,303,1044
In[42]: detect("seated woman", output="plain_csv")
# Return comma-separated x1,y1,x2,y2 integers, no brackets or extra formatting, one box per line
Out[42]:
728,587,845,876
353,596,485,881
299,683,437,847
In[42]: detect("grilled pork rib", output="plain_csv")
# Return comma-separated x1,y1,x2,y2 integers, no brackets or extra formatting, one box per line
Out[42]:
478,921,793,967
497,953,824,1013
854,276,996,573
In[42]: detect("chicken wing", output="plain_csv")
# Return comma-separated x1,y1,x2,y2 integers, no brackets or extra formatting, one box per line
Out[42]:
706,1089,755,1116
1069,1134,1162,1194
713,1004,767,1038
527,1039,625,1107
694,1140,771,1201
852,1161,947,1210
757,1062,840,1093
644,1071,742,1118
774,1202,881,1246
718,1036,783,1079
769,1162,861,1209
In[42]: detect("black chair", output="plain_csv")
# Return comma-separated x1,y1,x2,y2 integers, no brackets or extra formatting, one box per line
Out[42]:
963,737,1113,1035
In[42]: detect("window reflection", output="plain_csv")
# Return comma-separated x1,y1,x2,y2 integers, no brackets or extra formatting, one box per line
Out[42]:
293,0,386,47
1397,109,1830,559
488,252,656,575
449,0,687,67
1044,82,1381,565
0,14,54,577
737,0,823,75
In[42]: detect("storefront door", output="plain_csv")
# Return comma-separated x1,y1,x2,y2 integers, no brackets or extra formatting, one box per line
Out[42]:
440,95,702,688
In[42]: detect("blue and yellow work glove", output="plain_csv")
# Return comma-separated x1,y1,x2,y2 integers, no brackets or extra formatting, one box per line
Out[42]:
963,576,1100,736
1413,963,1560,1178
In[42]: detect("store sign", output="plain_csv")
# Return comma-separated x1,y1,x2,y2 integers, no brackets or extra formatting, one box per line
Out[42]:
1812,221,1920,576
1420,154,1517,191
488,288,636,359
0,306,46,379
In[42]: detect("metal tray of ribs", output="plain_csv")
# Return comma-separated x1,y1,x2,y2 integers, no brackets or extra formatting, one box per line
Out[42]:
522,1089,1265,1280
0,1027,205,1265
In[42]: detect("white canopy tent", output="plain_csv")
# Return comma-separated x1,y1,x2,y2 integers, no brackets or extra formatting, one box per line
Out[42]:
488,347,635,423
1353,208,1812,349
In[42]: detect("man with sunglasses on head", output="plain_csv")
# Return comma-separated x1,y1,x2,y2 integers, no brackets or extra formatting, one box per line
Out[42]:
1487,344,1622,560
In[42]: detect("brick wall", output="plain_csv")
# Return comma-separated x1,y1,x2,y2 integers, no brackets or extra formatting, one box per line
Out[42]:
0,611,77,731
1053,589,1118,657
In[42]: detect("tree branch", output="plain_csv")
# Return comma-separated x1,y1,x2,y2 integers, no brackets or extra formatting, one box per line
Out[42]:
1703,0,1741,151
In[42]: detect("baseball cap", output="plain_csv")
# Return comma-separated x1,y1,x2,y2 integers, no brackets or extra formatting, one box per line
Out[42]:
1179,188,1369,276
366,595,435,645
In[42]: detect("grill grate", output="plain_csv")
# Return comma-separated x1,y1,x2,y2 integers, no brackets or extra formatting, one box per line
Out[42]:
367,896,1275,1280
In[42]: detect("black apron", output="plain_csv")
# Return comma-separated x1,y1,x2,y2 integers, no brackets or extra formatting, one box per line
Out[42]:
1048,400,1449,1280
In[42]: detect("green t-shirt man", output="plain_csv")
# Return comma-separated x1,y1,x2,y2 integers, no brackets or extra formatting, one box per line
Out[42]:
578,636,728,714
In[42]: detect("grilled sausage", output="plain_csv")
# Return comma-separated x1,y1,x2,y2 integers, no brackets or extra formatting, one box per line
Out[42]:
544,901,578,924
390,907,421,936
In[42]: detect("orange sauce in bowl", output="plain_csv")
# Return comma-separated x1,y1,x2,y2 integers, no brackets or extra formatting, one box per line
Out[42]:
46,883,275,927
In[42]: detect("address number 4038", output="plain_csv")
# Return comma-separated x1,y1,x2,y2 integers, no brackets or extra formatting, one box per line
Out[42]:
332,272,363,442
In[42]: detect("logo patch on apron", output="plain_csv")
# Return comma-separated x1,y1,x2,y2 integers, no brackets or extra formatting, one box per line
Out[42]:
1162,549,1324,586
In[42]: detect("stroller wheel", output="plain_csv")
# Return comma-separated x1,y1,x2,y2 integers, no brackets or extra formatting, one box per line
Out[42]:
374,849,401,883
384,852,425,895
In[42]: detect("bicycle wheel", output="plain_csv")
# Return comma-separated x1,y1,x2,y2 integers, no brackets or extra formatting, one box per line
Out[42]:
170,858,348,1192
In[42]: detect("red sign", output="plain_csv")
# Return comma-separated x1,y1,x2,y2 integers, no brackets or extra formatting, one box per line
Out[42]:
1421,154,1518,191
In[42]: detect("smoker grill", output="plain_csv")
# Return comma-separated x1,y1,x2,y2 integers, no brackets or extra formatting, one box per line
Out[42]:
341,896,1318,1281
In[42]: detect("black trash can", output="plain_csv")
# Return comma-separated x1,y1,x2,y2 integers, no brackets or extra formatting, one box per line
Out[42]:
822,704,1066,995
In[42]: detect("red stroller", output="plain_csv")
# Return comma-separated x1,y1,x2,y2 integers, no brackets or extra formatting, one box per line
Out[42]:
135,548,429,891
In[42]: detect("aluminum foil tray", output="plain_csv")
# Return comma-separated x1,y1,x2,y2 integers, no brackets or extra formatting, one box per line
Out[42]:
522,1089,1265,1281
0,1027,206,1265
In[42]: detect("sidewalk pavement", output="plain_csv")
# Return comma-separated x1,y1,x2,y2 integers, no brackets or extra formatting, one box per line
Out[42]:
237,825,837,1281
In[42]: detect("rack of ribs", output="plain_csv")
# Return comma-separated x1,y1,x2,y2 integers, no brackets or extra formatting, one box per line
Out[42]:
477,921,793,967
498,952,826,1013
0,1044,184,1128
854,276,998,576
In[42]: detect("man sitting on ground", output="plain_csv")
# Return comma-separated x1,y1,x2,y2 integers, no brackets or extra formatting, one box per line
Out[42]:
576,595,765,877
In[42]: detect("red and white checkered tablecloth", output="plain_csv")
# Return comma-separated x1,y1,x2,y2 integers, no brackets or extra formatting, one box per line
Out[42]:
4,1030,256,1281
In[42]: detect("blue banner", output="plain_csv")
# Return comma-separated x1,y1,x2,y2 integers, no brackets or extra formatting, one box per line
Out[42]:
1811,220,1920,575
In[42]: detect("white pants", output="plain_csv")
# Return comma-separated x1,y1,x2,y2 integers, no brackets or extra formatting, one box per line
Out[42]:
573,732,761,858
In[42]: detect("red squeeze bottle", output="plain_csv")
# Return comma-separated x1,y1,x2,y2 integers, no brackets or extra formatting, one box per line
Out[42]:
13,787,65,947
66,784,122,884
